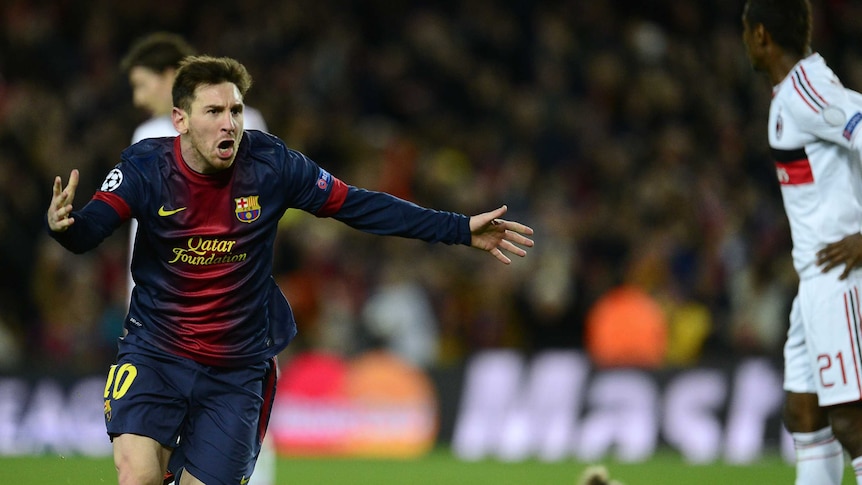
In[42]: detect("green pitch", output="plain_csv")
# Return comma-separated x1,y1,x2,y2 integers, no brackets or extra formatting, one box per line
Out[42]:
0,449,855,484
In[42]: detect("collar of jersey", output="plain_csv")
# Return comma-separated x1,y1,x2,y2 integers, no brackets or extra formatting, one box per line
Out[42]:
173,136,237,186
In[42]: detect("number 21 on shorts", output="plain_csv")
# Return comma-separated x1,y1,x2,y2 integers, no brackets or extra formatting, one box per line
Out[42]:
818,352,849,388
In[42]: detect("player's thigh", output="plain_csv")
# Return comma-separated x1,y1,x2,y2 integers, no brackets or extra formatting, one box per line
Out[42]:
784,296,815,394
103,353,191,447
799,273,862,406
181,361,272,485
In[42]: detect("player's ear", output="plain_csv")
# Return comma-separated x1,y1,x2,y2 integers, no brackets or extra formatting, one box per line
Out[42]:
752,22,770,48
172,107,189,134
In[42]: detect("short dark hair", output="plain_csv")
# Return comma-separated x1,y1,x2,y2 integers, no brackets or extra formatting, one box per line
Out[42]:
744,0,812,57
172,56,253,111
120,32,196,74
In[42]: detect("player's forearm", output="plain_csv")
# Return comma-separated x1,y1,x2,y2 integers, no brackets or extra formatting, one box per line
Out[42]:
333,187,471,245
47,199,122,254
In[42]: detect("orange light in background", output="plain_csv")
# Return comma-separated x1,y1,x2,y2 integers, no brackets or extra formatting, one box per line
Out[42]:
271,350,438,457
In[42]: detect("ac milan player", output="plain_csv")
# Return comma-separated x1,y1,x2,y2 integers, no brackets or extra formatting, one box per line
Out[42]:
744,1,862,483
46,55,534,485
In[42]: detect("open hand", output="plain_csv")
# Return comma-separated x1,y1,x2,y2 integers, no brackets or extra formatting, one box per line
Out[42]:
47,169,79,232
469,205,534,264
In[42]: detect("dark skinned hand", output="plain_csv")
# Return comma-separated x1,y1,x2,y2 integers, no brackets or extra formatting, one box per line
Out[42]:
817,232,862,280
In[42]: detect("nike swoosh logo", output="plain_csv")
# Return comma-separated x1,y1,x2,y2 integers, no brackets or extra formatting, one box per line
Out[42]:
158,206,187,216
240,477,250,485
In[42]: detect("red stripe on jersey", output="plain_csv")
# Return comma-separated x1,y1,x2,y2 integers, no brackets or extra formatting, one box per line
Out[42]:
799,64,829,105
92,191,132,220
258,357,279,441
791,76,820,113
317,177,348,216
775,158,814,185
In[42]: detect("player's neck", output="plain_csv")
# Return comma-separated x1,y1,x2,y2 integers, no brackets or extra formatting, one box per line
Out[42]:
768,52,806,86
178,136,235,175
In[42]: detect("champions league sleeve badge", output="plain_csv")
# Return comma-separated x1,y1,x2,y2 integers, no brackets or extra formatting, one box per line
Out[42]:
235,195,261,223
843,112,862,141
100,168,123,192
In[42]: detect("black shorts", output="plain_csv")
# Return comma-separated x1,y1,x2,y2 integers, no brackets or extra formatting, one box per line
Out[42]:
103,334,278,485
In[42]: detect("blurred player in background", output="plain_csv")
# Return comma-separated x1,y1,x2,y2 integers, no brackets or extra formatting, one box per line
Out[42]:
47,55,533,485
120,33,273,485
122,32,268,145
744,1,862,483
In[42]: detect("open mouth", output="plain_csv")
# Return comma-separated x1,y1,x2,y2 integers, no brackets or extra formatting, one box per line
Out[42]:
217,139,235,158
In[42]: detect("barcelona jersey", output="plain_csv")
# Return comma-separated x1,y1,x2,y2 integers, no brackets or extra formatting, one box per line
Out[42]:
50,130,471,366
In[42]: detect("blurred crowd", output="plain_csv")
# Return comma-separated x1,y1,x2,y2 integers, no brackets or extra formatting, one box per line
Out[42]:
2,0,861,375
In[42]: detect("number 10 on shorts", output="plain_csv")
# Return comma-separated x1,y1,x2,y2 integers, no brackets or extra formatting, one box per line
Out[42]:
104,363,138,400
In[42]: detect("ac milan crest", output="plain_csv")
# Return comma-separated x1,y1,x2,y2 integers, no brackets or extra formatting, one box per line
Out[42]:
775,114,783,140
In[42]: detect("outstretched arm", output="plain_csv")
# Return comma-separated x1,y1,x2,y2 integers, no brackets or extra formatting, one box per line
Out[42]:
469,205,534,264
48,169,79,232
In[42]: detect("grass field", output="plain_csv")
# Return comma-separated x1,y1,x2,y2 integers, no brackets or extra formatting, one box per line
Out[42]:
0,449,856,484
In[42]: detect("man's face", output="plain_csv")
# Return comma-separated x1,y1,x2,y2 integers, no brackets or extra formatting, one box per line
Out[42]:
173,82,245,173
128,66,175,117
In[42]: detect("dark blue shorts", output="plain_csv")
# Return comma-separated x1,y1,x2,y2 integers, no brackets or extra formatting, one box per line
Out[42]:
103,334,278,485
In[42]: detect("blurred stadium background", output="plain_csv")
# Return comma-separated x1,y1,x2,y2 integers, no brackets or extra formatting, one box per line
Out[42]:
2,0,862,483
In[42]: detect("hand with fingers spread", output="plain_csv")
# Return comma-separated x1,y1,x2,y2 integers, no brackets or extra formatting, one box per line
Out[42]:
47,169,79,232
469,205,534,264
817,232,862,280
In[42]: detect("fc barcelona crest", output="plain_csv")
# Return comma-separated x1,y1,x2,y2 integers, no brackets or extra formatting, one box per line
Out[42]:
235,195,261,223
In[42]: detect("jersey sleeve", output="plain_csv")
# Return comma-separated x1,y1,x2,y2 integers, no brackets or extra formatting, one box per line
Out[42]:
94,153,152,220
332,187,472,245
277,145,470,245
793,80,862,151
276,147,348,214
845,90,862,153
48,154,151,253
47,199,124,253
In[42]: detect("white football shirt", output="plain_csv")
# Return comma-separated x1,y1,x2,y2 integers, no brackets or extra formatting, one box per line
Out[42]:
769,53,862,279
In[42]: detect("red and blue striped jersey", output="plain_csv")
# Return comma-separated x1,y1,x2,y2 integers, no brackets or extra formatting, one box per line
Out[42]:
50,130,471,366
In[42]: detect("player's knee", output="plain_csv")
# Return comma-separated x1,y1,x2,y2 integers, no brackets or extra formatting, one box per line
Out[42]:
783,393,828,432
114,463,164,485
114,450,166,485
828,404,862,457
